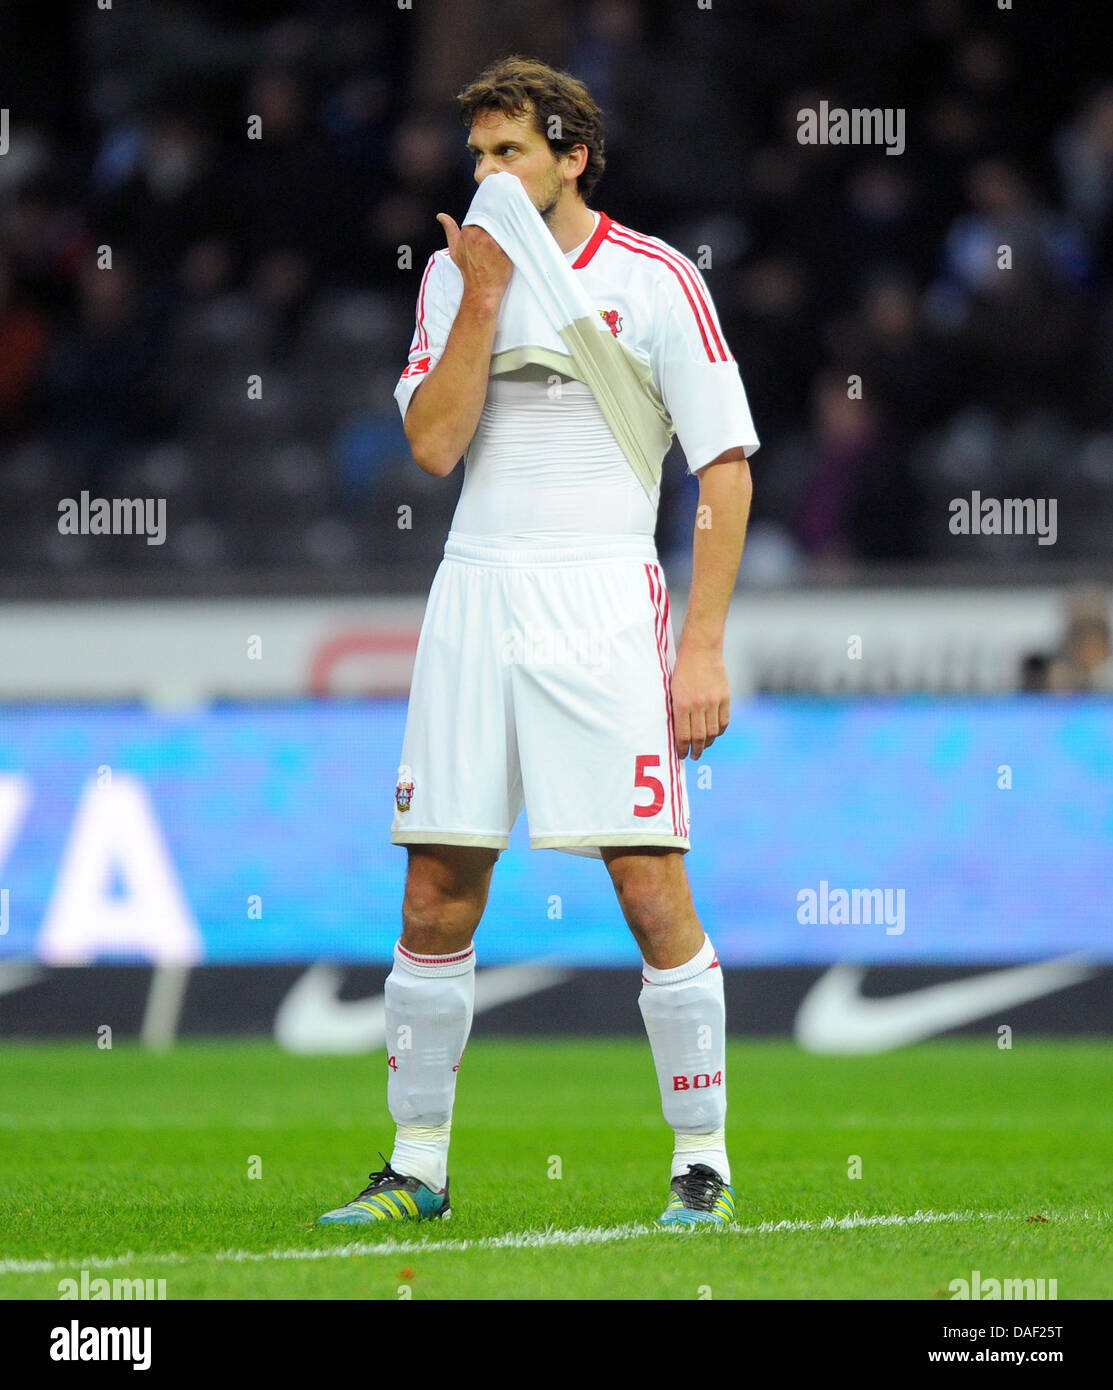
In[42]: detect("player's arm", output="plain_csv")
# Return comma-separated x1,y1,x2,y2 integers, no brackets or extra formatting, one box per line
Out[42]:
403,215,513,477
650,253,759,762
671,449,752,761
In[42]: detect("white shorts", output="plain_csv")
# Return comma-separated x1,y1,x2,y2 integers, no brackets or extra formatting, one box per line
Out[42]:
391,533,691,858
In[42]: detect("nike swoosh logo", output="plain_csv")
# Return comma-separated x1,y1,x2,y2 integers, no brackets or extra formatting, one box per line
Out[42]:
275,961,573,1054
0,962,46,999
795,955,1099,1054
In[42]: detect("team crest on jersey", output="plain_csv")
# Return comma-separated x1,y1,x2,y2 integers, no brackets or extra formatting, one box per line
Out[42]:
598,308,623,337
395,772,415,812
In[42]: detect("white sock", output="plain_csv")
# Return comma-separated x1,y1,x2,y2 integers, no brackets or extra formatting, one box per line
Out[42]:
638,934,731,1185
672,1126,730,1183
385,940,475,1191
390,1122,452,1193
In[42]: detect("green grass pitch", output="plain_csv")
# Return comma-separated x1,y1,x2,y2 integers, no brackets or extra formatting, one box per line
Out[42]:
0,1038,1109,1300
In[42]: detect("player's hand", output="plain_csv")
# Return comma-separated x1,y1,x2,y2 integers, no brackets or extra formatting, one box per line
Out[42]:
670,646,730,760
436,213,513,303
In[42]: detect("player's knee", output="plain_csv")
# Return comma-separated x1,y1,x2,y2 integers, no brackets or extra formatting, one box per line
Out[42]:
401,883,475,941
621,893,673,942
609,856,682,917
401,852,489,944
620,890,689,952
609,859,701,954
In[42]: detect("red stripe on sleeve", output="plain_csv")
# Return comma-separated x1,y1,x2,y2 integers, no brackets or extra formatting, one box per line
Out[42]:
414,255,437,351
606,224,729,362
611,222,729,359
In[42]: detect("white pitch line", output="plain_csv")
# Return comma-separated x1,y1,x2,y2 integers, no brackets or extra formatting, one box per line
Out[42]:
2,1207,1102,1277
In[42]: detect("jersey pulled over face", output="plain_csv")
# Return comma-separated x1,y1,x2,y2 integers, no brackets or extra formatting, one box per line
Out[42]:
394,211,760,552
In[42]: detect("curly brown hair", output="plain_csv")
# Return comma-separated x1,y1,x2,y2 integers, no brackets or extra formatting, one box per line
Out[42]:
456,55,606,202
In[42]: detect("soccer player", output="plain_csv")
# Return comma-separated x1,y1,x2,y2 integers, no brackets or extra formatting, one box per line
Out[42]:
318,55,758,1228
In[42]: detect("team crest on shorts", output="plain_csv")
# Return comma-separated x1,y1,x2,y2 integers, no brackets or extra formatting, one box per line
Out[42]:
395,772,415,812
598,308,623,337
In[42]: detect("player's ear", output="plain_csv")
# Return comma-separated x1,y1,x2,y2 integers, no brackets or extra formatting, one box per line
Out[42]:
564,143,588,180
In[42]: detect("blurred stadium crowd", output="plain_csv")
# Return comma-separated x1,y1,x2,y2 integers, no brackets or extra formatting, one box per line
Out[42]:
0,0,1110,588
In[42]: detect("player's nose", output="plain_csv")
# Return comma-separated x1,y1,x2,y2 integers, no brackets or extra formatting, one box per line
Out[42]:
474,151,503,182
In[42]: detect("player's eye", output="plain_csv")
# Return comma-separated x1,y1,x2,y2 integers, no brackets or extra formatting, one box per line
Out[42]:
469,145,515,163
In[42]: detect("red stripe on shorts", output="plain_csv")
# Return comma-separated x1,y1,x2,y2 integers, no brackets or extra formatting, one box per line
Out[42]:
645,563,681,836
658,576,687,834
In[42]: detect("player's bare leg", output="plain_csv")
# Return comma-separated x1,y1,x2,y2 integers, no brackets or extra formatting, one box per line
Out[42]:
399,844,498,954
317,845,496,1225
602,846,735,1225
387,846,497,1185
601,846,703,968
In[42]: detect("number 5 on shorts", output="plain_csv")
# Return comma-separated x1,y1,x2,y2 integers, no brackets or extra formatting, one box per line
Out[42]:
634,753,665,817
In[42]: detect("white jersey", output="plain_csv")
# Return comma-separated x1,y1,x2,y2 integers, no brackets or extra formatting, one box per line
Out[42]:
393,209,760,552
